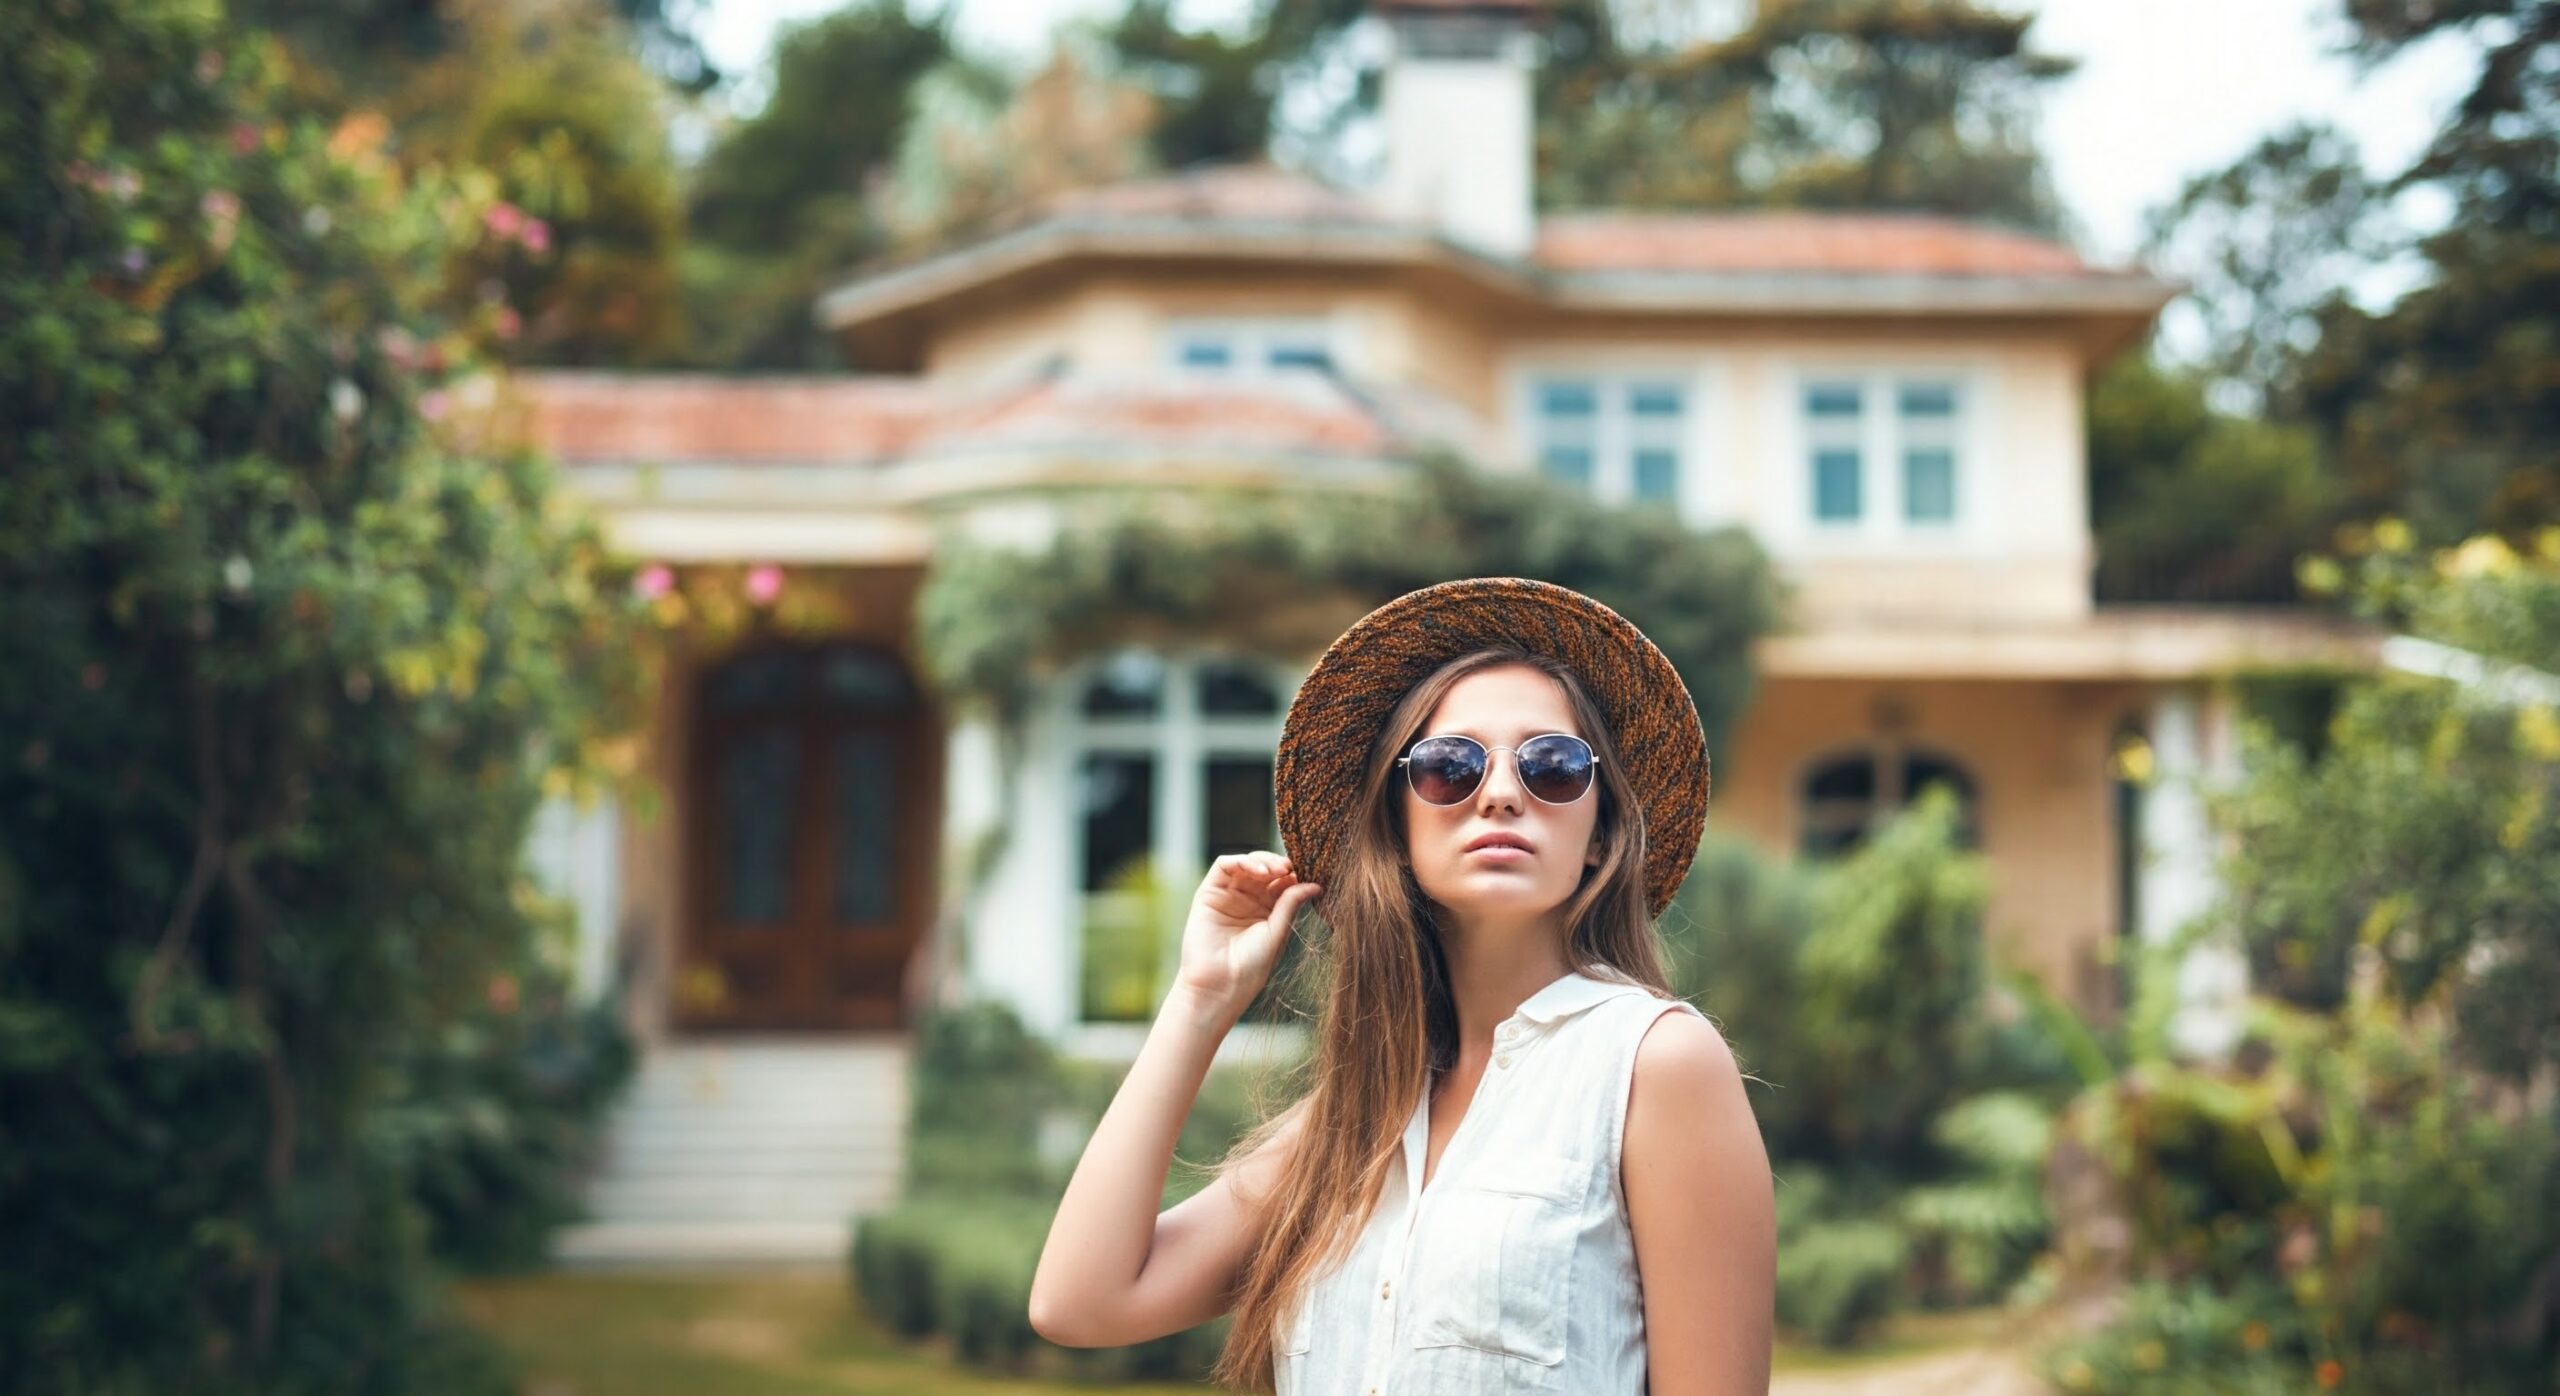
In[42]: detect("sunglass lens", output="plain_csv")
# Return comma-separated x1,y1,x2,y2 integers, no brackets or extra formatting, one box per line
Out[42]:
1407,736,1486,805
1518,735,1596,803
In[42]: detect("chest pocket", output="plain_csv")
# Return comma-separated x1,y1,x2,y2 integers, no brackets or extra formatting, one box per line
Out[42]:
1411,1152,1585,1368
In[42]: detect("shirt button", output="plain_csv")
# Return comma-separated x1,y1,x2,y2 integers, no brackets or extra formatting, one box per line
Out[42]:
1495,1054,1512,1069
1380,1280,1391,1299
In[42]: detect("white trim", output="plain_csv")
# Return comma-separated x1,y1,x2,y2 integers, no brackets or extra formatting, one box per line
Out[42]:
1055,650,1305,1037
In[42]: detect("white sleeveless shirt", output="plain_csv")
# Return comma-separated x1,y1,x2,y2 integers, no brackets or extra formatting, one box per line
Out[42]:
1273,969,1707,1396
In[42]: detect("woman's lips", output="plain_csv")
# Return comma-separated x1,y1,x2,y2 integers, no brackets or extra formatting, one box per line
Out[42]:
1464,846,1533,862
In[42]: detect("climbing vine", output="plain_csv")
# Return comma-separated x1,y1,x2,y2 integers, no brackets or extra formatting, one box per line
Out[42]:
915,455,1785,752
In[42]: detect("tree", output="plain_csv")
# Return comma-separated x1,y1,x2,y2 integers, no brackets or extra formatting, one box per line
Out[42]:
2293,0,2560,543
1541,0,2073,232
2141,122,2393,415
2086,355,2341,604
687,0,953,256
406,0,689,365
1105,0,1365,171
1,1,649,1386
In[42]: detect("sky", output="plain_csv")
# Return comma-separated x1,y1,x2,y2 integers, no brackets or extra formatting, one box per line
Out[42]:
693,0,2481,264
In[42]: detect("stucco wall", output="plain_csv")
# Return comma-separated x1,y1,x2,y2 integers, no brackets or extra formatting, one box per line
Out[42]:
1711,675,2149,1010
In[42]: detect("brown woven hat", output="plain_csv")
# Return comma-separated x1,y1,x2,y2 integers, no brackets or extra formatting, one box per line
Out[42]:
1273,577,1711,919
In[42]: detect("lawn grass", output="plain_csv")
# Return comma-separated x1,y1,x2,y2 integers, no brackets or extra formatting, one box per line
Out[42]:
456,1271,1198,1395
460,1271,2039,1393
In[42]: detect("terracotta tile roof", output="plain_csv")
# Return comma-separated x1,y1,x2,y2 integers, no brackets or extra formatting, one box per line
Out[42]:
511,373,947,463
910,373,1398,458
1534,211,2102,278
510,369,1465,468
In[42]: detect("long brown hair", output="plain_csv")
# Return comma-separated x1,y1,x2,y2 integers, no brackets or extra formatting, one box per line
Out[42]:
1207,647,1677,1392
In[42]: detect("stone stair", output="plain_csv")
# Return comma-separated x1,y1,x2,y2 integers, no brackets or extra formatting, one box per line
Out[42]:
554,1036,910,1267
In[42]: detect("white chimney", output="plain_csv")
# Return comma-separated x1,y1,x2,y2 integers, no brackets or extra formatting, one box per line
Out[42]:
1376,0,1538,261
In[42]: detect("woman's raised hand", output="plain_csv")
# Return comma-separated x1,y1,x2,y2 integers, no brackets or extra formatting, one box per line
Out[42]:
1169,852,1321,1029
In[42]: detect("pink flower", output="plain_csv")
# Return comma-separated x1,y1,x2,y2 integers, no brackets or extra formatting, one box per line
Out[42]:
491,305,521,341
232,123,261,156
635,564,675,600
745,564,785,606
484,201,524,240
418,389,450,422
519,218,552,254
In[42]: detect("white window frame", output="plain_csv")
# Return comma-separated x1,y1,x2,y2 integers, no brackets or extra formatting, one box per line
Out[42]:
1782,362,1990,552
1164,316,1340,378
1508,357,1717,515
1059,650,1308,1059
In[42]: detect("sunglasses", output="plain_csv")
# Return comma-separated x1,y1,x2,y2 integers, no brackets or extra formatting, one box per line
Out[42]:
1397,732,1597,807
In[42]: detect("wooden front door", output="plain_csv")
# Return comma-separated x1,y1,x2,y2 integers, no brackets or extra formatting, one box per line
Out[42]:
682,642,931,1032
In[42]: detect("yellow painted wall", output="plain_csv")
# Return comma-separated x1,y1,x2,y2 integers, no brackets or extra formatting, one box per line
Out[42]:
1711,675,2150,1012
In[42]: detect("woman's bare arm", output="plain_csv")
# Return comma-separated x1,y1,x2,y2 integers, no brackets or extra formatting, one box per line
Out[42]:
1027,851,1320,1349
1623,1010,1776,1394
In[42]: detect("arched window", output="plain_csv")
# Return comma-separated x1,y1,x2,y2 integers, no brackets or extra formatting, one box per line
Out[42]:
1798,745,1980,858
1068,652,1298,1025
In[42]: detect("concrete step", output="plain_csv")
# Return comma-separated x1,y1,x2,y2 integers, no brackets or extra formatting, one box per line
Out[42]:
566,1036,916,1265
553,1220,854,1269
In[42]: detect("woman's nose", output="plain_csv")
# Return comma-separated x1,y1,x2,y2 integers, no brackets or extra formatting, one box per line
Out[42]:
1474,748,1529,811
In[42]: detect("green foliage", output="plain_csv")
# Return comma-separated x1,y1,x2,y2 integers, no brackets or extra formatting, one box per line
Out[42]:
2043,539,2560,1393
1775,1211,1909,1349
432,4,686,366
387,980,637,1272
858,997,1272,1377
1541,0,2072,231
1665,801,2073,1346
916,456,1782,761
688,1,950,257
2140,122,2392,416
2221,539,2560,1077
2086,355,2340,604
0,0,649,1387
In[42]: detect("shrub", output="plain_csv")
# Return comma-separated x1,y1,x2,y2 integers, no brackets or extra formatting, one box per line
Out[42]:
1777,1215,1909,1349
0,0,650,1388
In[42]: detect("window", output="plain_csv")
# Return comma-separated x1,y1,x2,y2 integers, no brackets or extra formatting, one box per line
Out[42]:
1167,318,1335,376
1069,653,1298,1024
1798,746,1979,858
1805,382,1864,523
1528,374,1692,506
1899,382,1958,524
1800,375,1968,532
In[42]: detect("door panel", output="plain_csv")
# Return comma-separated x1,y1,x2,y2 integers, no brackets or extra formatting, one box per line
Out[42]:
684,644,930,1032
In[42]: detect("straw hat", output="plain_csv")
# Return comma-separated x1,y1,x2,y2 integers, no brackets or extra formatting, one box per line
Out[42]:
1273,577,1711,918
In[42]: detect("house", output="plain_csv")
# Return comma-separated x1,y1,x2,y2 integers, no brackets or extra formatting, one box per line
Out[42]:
516,0,2379,1263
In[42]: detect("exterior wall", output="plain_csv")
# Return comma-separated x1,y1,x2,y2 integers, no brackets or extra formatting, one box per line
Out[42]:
1712,675,2149,1009
913,269,2094,626
920,270,1412,386
1494,330,2091,625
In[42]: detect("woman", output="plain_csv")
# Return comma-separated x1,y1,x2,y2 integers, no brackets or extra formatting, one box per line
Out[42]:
1028,578,1776,1394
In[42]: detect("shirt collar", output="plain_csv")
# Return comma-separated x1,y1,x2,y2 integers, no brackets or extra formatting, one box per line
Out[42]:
1509,967,1642,1028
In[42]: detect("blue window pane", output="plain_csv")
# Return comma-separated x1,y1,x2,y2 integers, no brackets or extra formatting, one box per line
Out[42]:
1905,449,1956,522
1633,448,1679,503
1267,343,1331,371
1814,449,1862,521
1542,446,1594,487
1179,339,1231,369
1899,383,1957,417
1805,383,1862,418
1629,383,1683,417
1537,381,1597,418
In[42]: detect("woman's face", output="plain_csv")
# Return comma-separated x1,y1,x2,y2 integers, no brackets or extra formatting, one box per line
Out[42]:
1401,663,1604,927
